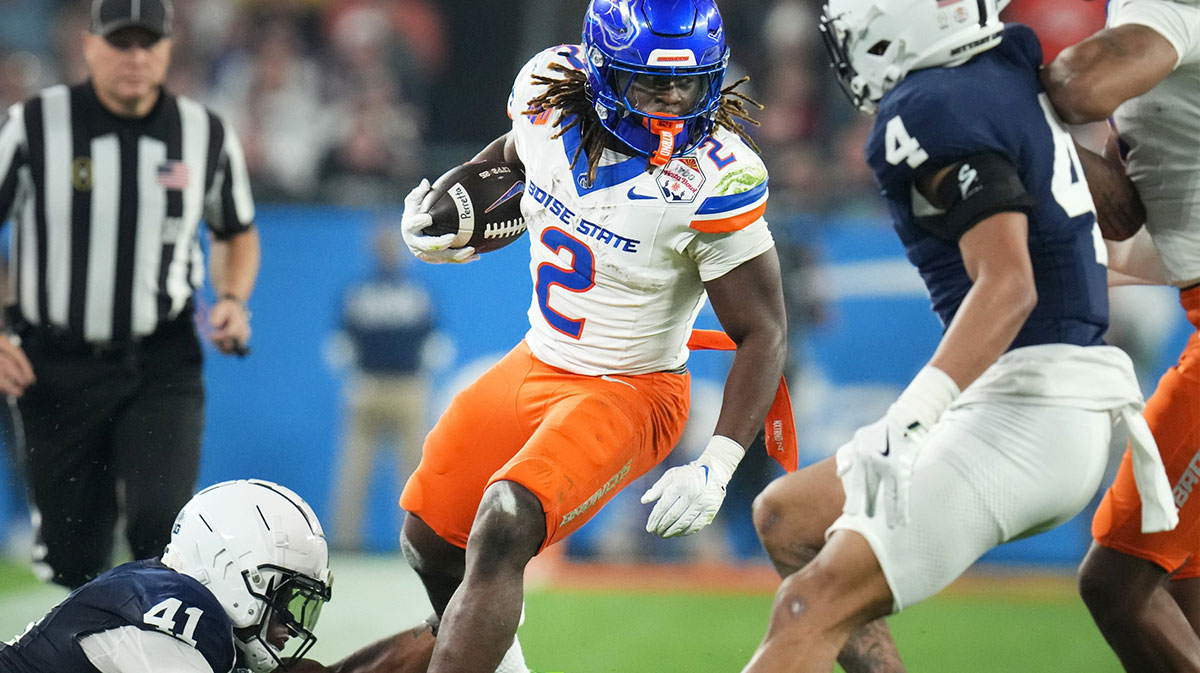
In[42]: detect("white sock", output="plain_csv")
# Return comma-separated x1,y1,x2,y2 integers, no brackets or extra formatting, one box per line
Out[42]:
494,635,530,673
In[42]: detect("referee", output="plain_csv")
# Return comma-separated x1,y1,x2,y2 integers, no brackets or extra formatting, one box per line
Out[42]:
0,0,260,588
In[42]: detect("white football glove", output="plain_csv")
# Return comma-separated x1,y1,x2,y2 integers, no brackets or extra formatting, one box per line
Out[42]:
836,365,959,528
642,435,745,538
401,179,478,264
837,412,928,528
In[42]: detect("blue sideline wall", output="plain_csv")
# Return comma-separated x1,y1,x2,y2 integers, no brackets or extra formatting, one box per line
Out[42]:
0,206,1190,565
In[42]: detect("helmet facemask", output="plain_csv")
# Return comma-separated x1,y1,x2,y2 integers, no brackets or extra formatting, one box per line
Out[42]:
236,565,333,673
582,0,728,163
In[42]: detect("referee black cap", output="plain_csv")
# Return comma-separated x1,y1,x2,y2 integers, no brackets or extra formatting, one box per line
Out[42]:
91,0,173,39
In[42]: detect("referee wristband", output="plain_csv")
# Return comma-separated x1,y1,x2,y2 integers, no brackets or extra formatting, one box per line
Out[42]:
219,293,251,319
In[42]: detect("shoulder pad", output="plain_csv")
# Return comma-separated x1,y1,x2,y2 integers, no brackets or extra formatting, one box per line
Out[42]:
690,151,769,233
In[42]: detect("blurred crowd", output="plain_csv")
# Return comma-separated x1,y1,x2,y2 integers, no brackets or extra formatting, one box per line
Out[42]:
0,0,1104,214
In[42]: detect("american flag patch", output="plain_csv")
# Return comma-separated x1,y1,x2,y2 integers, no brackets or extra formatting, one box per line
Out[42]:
157,161,190,190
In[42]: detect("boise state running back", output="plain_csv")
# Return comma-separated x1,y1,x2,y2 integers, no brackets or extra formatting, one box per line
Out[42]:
395,3,789,671
508,45,773,375
866,24,1109,349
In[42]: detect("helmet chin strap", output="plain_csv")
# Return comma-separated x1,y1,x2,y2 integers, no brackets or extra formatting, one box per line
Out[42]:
646,117,686,166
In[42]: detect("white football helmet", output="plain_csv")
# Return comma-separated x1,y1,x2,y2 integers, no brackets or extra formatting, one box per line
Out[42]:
161,479,333,673
820,0,1009,113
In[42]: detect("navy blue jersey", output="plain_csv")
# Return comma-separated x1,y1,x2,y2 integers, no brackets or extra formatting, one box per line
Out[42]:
341,271,434,375
0,560,235,673
866,24,1108,349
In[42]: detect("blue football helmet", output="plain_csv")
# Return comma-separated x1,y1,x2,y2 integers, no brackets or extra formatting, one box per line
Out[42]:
582,0,728,162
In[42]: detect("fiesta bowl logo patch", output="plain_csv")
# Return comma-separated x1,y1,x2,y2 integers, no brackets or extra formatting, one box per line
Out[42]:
657,157,705,203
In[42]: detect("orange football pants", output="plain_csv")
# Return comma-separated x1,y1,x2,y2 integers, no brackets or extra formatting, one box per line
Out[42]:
400,341,690,551
1093,285,1200,578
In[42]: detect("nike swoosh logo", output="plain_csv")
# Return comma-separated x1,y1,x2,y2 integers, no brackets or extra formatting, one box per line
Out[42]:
485,181,525,213
880,434,890,457
627,186,657,201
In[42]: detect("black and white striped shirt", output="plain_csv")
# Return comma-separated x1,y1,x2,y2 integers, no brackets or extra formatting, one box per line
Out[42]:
0,82,254,343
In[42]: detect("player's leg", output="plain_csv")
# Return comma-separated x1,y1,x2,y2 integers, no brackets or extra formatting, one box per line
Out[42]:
1087,322,1200,671
746,398,1111,673
753,457,907,672
396,344,551,673
401,512,467,619
114,327,204,562
1077,543,1200,672
425,364,687,673
428,480,545,673
1168,577,1200,635
743,529,894,673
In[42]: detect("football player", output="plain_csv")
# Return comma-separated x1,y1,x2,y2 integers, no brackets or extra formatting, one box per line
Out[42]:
0,479,333,673
1043,1,1200,670
380,1,786,672
740,0,1179,671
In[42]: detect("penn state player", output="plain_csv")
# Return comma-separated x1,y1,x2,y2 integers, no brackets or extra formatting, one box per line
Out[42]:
380,1,786,672
741,0,1179,671
0,480,333,673
1043,1,1200,670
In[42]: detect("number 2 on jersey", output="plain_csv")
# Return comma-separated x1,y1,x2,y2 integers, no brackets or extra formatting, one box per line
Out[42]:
536,228,595,339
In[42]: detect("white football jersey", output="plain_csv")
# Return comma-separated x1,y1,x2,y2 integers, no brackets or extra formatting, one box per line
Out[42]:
1109,0,1200,284
506,45,774,376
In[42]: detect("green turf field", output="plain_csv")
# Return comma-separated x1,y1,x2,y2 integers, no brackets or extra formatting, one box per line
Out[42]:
0,557,1122,672
519,586,1122,673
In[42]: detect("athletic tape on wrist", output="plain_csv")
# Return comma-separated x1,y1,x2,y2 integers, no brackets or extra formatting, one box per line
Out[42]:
892,365,960,428
699,435,746,485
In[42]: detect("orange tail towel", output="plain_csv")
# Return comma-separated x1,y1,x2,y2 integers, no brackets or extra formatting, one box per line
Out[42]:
686,328,798,472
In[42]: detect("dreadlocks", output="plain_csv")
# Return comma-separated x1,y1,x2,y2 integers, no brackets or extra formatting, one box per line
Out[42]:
524,62,763,187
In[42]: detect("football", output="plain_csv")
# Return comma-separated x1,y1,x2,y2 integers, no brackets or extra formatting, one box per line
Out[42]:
422,160,527,253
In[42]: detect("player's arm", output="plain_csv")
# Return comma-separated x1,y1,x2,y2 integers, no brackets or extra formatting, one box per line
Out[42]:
919,161,1037,388
469,132,522,169
78,626,217,673
1076,138,1144,241
1042,24,1177,124
642,248,787,538
400,134,522,265
312,623,435,673
1107,226,1169,286
838,154,1035,528
704,250,788,447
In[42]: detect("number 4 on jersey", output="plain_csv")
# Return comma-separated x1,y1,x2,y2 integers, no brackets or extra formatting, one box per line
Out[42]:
884,116,929,169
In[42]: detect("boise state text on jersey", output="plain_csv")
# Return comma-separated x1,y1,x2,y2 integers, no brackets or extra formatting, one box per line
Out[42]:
867,24,1108,350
